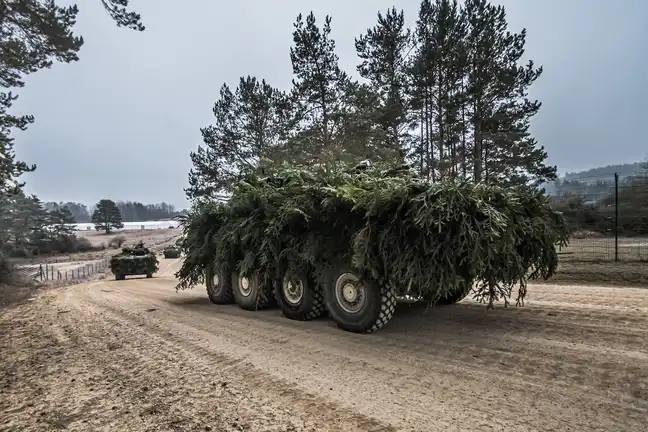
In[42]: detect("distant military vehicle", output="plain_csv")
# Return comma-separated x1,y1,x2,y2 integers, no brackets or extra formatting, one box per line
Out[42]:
110,241,159,280
163,245,181,259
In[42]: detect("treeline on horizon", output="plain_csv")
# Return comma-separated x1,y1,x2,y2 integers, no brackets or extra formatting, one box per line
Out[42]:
43,201,187,224
548,161,648,237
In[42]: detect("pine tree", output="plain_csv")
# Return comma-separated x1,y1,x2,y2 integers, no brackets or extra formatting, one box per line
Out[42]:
0,1,83,197
333,81,392,163
187,77,286,200
287,12,351,165
99,0,144,30
0,1,143,199
91,199,124,234
355,7,412,162
49,205,76,237
463,0,556,185
408,0,467,180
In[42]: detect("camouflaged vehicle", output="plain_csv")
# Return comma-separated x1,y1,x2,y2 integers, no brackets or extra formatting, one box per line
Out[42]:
110,241,159,280
163,245,181,259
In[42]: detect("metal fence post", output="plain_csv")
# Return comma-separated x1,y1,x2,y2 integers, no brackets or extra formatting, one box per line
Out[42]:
614,172,619,262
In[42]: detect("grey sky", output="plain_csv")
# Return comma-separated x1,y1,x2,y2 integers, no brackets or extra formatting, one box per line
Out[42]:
14,0,648,209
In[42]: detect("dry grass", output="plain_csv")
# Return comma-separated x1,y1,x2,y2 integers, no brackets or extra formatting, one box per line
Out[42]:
544,236,648,287
547,261,648,287
558,236,648,262
12,229,181,265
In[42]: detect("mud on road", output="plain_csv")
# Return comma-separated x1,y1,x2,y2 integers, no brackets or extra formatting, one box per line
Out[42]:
1,258,647,432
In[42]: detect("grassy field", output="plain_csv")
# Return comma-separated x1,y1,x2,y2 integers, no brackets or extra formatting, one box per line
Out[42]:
558,236,648,262
547,236,648,286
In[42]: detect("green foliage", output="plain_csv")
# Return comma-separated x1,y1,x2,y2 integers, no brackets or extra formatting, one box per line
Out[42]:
355,7,411,159
115,200,183,221
0,192,97,257
0,0,143,271
43,201,185,223
0,0,83,199
99,0,145,31
91,199,124,234
176,163,568,307
188,77,288,199
0,251,16,285
48,205,75,237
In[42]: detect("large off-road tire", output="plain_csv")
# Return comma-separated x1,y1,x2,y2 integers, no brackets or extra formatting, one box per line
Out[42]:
324,265,396,334
231,271,272,311
275,270,326,321
115,273,125,281
146,272,153,278
205,265,233,305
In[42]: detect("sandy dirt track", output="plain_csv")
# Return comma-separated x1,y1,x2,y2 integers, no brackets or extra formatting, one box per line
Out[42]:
1,259,647,432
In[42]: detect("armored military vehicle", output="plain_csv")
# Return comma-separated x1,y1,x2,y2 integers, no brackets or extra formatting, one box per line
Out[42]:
163,245,181,259
110,241,159,280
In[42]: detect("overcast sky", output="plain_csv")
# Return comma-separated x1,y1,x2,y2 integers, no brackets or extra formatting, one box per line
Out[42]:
14,0,648,209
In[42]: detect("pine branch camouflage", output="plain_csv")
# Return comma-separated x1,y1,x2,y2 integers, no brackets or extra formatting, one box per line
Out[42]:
176,162,568,308
110,244,159,278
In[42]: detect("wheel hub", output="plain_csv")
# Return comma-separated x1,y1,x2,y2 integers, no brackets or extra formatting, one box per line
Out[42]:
342,283,357,302
283,278,304,305
239,275,252,297
334,273,366,314
213,273,220,286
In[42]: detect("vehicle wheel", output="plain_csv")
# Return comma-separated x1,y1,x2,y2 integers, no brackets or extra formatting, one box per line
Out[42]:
231,271,271,311
115,273,125,281
146,273,153,278
275,270,326,321
324,265,396,333
205,265,233,305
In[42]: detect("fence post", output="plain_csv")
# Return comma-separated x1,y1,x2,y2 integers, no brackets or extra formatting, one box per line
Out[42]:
614,172,619,262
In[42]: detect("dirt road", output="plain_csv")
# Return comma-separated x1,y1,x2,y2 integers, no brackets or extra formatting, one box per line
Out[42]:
1,259,647,432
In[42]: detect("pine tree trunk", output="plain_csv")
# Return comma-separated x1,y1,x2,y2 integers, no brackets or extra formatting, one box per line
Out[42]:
473,112,483,182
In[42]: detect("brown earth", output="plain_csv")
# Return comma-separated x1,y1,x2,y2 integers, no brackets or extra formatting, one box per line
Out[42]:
1,258,647,431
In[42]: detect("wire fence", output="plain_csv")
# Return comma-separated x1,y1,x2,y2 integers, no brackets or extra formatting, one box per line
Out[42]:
15,258,111,283
550,172,648,262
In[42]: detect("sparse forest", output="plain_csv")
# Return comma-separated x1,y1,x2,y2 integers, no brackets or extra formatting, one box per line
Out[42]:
188,1,557,201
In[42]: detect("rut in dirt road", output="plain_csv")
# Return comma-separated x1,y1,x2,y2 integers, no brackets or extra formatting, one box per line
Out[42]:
1,261,647,432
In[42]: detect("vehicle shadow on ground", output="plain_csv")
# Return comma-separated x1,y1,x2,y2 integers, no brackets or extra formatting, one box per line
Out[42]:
163,294,553,336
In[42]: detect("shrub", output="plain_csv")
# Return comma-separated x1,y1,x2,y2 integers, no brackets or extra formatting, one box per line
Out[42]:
109,235,127,248
74,237,96,252
0,252,16,285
